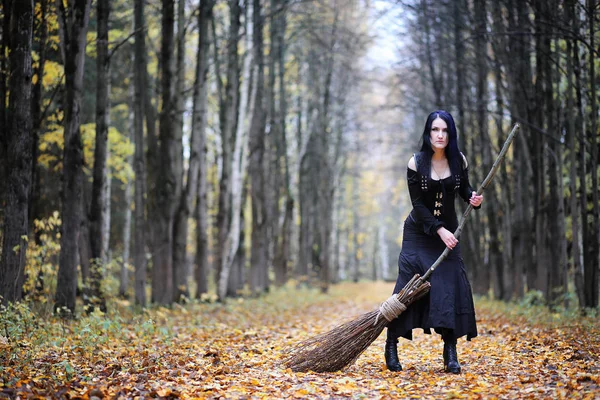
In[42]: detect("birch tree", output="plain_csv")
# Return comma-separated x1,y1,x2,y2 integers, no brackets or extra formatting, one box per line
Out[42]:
218,4,253,301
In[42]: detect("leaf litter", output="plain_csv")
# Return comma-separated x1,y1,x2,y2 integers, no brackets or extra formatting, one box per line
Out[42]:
1,281,598,399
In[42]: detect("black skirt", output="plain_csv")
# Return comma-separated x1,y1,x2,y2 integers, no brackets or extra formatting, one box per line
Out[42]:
386,216,478,341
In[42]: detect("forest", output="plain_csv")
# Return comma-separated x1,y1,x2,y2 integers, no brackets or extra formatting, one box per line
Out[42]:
1,0,598,312
0,0,599,397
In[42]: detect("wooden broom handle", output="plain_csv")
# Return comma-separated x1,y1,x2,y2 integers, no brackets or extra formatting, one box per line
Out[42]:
421,123,520,281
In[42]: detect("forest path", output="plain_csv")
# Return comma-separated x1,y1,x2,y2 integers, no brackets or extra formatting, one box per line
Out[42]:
1,281,599,399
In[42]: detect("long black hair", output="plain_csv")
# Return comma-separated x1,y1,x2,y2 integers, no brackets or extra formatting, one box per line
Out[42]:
417,110,463,179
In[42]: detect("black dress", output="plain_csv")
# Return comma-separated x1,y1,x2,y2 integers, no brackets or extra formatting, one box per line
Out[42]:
387,152,478,342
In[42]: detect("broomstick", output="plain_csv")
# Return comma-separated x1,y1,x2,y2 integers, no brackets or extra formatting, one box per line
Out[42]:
282,123,520,373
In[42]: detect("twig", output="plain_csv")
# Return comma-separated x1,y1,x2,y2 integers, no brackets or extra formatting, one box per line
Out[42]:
108,29,141,60
39,73,65,125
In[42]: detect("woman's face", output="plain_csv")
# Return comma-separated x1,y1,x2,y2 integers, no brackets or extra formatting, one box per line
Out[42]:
430,117,448,151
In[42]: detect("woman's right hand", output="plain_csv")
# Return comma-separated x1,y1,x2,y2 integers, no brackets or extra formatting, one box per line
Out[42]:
437,227,458,249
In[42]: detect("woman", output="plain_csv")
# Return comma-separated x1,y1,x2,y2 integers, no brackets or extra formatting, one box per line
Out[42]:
385,110,483,374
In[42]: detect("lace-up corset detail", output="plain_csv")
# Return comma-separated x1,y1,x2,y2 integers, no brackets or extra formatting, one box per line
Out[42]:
433,191,443,217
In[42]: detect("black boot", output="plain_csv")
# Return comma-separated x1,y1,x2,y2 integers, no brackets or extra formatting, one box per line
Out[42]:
385,339,402,371
442,329,461,374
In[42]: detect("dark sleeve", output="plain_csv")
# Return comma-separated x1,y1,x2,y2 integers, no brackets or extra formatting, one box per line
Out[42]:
458,166,481,210
407,168,444,236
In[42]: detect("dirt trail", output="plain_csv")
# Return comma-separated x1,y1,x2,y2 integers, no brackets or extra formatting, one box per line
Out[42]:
195,282,599,399
1,281,599,399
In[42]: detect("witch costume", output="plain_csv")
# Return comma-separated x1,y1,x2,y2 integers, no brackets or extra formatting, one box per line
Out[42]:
385,151,479,373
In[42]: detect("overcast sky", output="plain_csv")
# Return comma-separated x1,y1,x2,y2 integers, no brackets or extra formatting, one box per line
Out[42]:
365,0,403,69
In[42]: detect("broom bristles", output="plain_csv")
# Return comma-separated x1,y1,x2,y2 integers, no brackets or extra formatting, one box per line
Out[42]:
282,309,388,373
282,275,431,373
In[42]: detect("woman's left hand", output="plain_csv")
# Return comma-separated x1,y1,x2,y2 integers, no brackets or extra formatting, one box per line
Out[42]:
470,191,483,207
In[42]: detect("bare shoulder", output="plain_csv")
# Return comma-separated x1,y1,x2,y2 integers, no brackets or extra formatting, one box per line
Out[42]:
408,156,417,171
460,152,469,169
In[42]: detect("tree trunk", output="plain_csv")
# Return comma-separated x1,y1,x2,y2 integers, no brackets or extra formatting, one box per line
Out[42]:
532,0,548,296
228,181,247,297
120,80,135,298
464,102,484,293
174,0,185,199
453,0,466,151
474,0,498,297
274,0,292,287
143,2,160,288
217,1,252,301
507,0,534,297
54,0,92,316
352,166,360,283
133,0,148,307
268,0,282,286
0,0,34,304
295,57,312,284
573,19,589,308
151,0,177,305
249,0,269,296
0,0,11,203
564,0,583,308
194,9,213,299
171,0,187,301
215,0,241,289
86,0,110,313
173,0,214,302
300,100,321,288
298,149,314,284
491,0,514,300
121,174,132,298
78,189,91,288
330,193,340,284
30,0,48,237
316,9,339,294
541,1,565,306
334,202,346,283
337,193,347,282
547,113,566,306
585,0,599,309
195,147,210,297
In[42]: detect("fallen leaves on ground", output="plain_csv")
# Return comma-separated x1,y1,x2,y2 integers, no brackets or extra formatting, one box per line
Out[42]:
1,281,599,399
